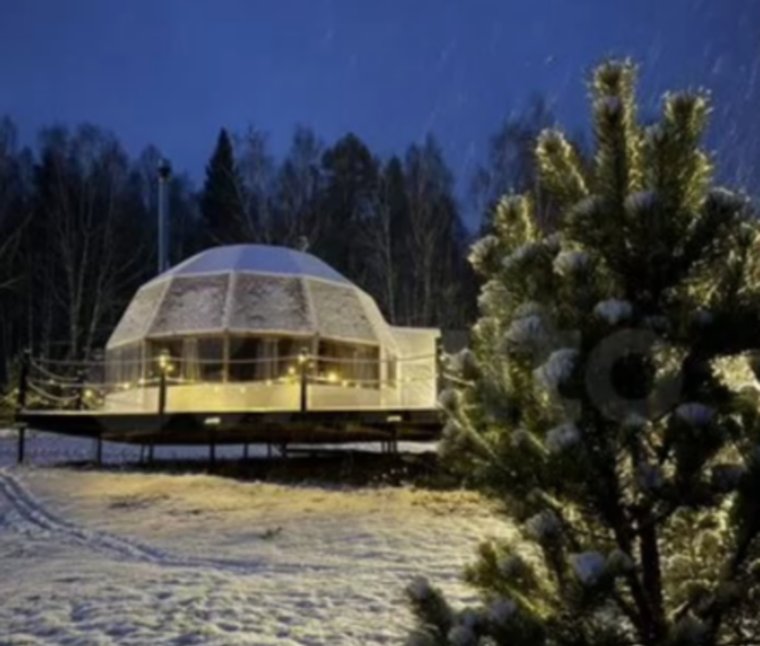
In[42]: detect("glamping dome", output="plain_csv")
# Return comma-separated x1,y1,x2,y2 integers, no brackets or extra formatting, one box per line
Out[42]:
105,245,439,413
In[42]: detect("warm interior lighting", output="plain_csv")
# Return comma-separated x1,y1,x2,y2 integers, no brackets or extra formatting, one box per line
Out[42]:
326,371,339,383
157,349,173,375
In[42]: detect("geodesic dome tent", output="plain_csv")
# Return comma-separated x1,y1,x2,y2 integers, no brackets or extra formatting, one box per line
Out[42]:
105,244,439,412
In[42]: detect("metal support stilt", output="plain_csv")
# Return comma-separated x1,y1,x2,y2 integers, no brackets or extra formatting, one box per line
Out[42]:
209,439,216,467
95,435,103,466
243,443,249,460
17,425,26,465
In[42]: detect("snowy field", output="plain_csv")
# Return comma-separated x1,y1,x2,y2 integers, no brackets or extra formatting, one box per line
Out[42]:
0,431,511,645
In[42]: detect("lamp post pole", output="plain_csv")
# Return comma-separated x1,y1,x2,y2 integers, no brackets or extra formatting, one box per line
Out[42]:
157,159,172,275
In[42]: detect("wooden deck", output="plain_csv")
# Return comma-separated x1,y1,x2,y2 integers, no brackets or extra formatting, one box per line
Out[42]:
16,408,443,445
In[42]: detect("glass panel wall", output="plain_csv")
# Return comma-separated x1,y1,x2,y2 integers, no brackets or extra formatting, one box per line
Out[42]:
317,340,380,387
228,336,277,382
118,335,382,388
146,337,225,382
106,344,144,386
147,339,184,381
197,338,225,382
277,338,308,379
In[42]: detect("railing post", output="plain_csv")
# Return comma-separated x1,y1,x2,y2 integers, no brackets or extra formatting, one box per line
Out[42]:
158,370,167,416
298,349,309,413
157,348,170,418
300,367,308,413
75,370,86,410
16,348,30,415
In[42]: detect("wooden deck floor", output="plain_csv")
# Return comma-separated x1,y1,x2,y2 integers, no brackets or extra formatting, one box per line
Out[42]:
16,408,443,445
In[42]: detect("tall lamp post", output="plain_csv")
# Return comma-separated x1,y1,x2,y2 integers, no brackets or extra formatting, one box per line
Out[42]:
157,159,172,274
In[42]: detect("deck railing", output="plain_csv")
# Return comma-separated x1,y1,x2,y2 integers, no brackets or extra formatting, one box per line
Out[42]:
19,350,443,414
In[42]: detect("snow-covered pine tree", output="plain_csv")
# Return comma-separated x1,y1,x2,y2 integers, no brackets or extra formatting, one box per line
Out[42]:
407,59,760,646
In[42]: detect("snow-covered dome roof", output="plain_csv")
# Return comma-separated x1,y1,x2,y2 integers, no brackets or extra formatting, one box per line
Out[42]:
150,244,351,286
107,244,397,351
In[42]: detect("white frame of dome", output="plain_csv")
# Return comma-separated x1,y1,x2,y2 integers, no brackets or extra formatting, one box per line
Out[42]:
103,246,441,414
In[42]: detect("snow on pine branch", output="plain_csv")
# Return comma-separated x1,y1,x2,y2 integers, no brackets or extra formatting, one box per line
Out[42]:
593,299,633,325
534,348,578,392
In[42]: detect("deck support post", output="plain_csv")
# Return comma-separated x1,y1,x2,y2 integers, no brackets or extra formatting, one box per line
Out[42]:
16,425,26,465
243,443,249,461
138,444,144,464
209,437,216,468
148,443,154,464
95,435,103,466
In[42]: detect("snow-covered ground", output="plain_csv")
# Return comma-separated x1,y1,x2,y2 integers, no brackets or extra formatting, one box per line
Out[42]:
0,432,512,645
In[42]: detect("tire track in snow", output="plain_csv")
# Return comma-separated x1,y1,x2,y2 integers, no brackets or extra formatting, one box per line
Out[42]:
0,470,332,576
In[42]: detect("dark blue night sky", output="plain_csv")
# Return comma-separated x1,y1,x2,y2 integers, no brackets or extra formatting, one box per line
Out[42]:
2,0,759,227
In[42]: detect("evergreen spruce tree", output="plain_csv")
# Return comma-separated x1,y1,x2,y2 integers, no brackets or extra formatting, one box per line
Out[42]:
320,132,379,282
407,60,760,646
200,128,246,245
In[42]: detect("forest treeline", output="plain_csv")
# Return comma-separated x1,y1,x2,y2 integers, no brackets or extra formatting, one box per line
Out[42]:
0,98,553,384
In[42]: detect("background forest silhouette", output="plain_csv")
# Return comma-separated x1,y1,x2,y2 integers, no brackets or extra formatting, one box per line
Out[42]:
0,99,553,387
